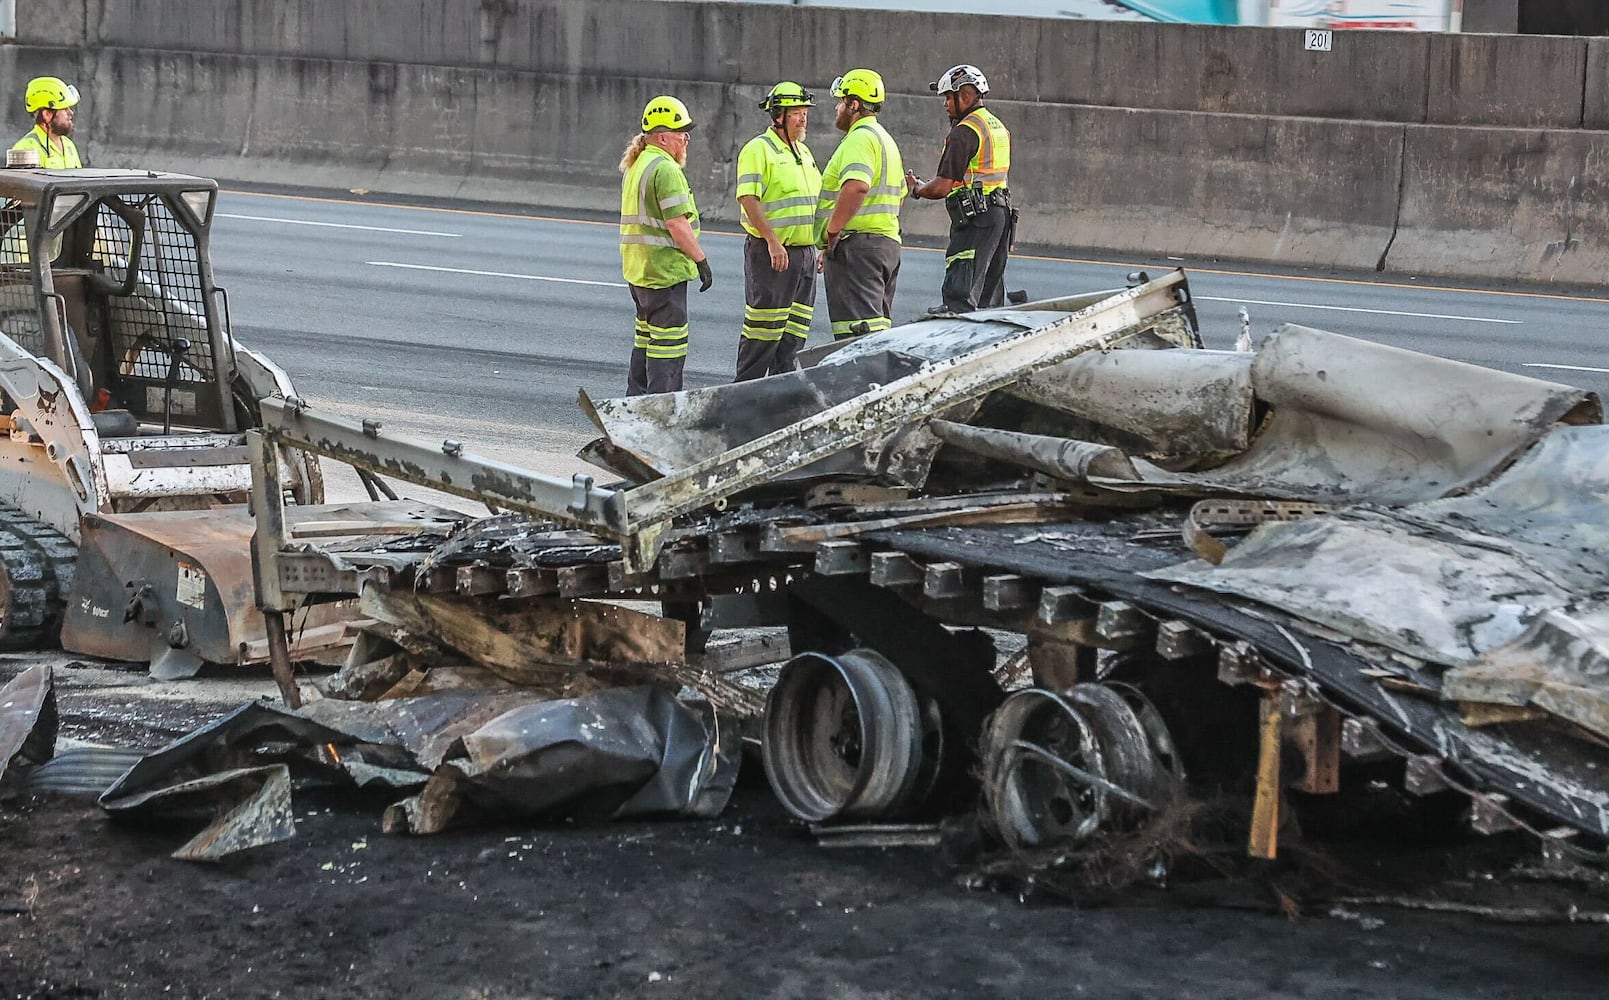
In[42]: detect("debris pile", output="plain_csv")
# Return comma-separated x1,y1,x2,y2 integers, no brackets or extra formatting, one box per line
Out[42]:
13,272,1609,896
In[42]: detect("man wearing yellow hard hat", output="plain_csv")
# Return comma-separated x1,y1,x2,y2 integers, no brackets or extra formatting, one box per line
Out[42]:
814,69,905,340
13,76,83,168
617,95,712,395
733,82,821,382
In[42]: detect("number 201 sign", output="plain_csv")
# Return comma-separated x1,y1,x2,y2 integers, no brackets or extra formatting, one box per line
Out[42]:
1304,29,1333,51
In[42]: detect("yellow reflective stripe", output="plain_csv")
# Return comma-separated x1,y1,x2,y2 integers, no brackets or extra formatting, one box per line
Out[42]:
642,322,687,336
621,233,678,247
946,249,976,265
831,316,892,336
741,328,785,342
744,305,791,320
737,173,763,187
765,195,817,210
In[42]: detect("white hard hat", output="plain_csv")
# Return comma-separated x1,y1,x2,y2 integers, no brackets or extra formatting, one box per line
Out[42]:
930,64,989,96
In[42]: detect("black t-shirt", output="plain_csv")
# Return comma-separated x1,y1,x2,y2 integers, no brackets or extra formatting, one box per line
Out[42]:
934,119,980,185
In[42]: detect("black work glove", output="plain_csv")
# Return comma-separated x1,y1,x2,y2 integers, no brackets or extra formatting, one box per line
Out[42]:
696,258,714,293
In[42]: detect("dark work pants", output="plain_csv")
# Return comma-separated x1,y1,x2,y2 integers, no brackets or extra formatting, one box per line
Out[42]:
941,201,1011,313
627,282,689,396
823,233,901,339
735,236,818,382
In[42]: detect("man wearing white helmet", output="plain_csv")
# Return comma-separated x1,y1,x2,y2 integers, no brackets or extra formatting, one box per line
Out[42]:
13,76,84,169
906,64,1013,314
618,95,712,395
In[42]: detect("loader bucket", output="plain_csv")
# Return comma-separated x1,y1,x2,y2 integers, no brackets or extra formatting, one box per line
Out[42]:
58,504,439,679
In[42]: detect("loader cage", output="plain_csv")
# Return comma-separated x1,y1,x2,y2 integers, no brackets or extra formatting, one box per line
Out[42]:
89,191,235,432
0,170,235,435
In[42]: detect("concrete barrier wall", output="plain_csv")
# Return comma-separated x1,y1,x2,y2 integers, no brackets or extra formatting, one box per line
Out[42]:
1392,126,1609,285
29,0,1597,127
4,0,1608,284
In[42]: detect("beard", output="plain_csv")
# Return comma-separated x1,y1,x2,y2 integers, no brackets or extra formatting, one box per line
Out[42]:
670,143,687,167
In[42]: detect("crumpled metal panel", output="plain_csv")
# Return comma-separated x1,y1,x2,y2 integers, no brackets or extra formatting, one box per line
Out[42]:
581,306,1139,489
0,665,56,795
1044,326,1598,505
1444,605,1609,741
100,686,740,851
1150,425,1609,675
1012,348,1255,460
387,686,739,834
22,746,146,797
103,764,296,862
1144,325,1600,504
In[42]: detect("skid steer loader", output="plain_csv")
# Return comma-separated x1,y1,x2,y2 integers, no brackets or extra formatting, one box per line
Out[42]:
0,166,446,677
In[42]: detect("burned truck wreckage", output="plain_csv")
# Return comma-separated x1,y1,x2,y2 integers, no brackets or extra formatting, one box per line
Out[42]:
7,270,1607,898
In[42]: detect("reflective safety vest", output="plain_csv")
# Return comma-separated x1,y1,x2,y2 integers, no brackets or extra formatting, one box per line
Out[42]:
736,130,821,247
11,126,81,170
958,107,1010,193
815,117,904,245
619,145,700,289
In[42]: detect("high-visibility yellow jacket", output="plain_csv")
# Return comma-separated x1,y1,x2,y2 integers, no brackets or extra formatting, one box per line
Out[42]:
619,145,700,288
958,107,1010,193
815,117,904,245
11,126,81,169
735,130,821,247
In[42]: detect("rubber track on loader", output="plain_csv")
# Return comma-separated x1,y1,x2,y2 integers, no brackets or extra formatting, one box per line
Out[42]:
0,502,76,650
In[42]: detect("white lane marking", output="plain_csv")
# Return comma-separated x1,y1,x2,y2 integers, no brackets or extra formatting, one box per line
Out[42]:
367,261,627,288
1523,362,1609,374
218,213,459,237
1199,296,1520,325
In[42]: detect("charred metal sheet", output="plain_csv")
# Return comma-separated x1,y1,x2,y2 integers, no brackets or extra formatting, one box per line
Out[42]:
973,326,1597,507
1445,605,1609,741
21,746,146,797
1012,348,1255,461
0,665,55,794
1151,426,1609,668
1148,325,1599,504
928,420,1142,484
100,701,354,807
103,764,296,862
384,686,740,834
581,351,930,482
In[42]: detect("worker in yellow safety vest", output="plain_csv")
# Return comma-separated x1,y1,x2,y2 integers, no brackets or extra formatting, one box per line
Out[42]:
906,64,1014,313
618,95,712,395
12,76,84,169
814,69,905,340
733,82,822,381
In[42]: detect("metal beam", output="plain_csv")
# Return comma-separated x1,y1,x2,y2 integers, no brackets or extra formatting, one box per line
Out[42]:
258,397,624,535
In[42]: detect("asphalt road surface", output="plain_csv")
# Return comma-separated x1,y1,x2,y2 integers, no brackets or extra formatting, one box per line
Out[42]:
210,188,1609,494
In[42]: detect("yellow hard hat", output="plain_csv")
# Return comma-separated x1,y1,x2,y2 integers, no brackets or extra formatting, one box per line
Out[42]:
641,96,695,134
25,76,79,114
760,81,814,116
830,69,885,106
